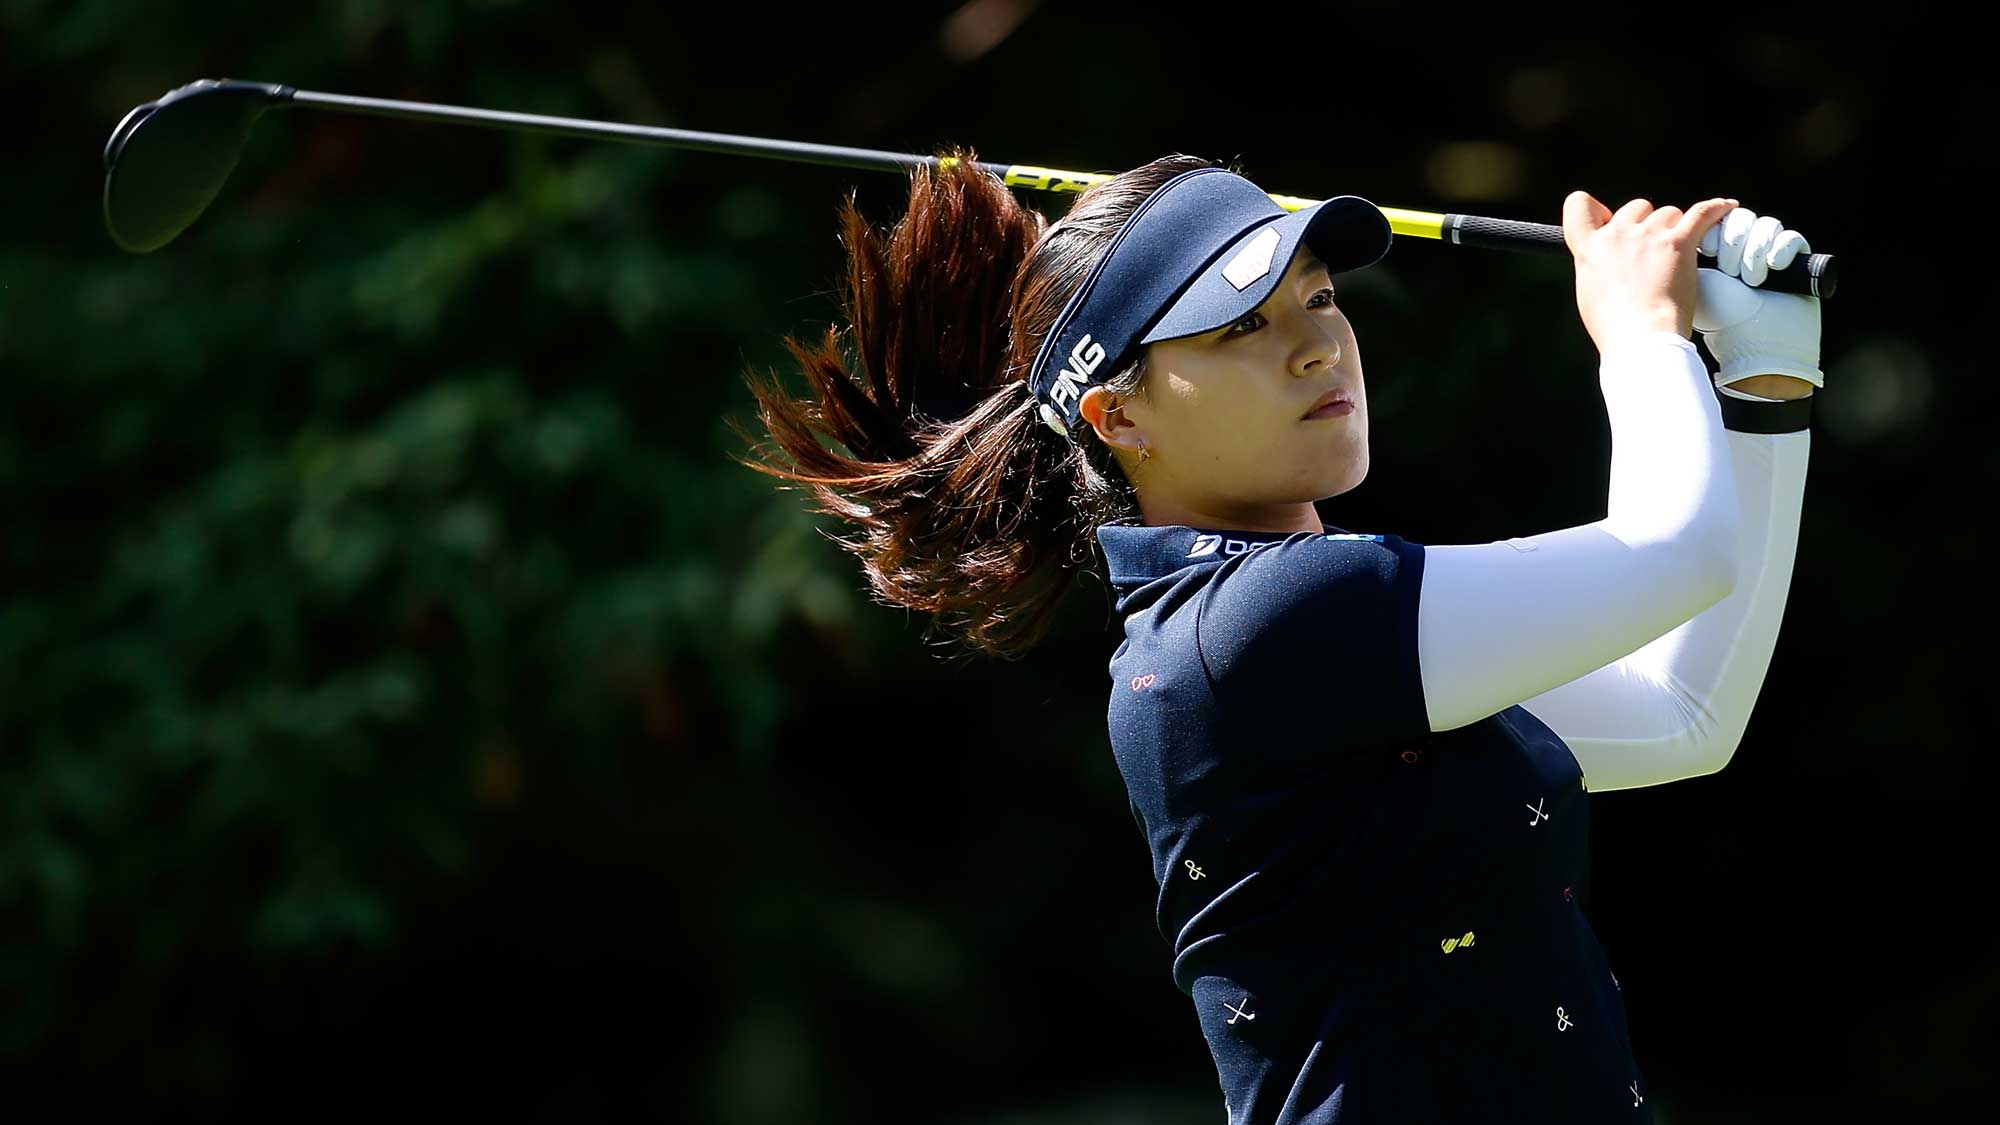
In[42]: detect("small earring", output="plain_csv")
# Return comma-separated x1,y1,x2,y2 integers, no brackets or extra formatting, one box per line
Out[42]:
1137,438,1151,463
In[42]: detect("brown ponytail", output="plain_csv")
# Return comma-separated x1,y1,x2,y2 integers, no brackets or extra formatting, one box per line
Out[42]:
733,149,1224,658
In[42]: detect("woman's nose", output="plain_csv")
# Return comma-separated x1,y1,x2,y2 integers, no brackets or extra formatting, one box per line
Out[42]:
1295,326,1342,376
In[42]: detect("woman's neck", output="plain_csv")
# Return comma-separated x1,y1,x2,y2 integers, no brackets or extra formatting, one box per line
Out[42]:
1135,492,1324,535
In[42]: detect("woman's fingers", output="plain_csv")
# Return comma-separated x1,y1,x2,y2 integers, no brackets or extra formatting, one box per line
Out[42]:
1678,198,1737,244
1739,214,1786,286
1562,190,1614,251
1769,228,1812,270
1613,197,1656,224
1696,203,1811,284
1715,207,1757,277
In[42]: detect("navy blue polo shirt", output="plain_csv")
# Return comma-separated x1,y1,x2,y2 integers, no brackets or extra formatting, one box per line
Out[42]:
1098,522,1651,1125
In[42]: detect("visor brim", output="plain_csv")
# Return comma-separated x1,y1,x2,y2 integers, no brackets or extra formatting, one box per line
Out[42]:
1140,196,1392,344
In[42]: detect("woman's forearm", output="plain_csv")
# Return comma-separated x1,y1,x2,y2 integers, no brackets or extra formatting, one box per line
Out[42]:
1518,425,1810,789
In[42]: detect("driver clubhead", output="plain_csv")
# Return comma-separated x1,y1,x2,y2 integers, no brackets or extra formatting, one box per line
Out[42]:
103,79,293,253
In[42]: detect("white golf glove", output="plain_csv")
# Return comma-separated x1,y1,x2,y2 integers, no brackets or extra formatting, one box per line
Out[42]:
1693,206,1823,390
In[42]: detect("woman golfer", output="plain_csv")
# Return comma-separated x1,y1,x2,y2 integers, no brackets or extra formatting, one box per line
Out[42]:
740,152,1817,1123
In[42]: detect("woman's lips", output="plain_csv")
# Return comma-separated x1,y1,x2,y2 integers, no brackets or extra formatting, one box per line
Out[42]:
1303,400,1355,420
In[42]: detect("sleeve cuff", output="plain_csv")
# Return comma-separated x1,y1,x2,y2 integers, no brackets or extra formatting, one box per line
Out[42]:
1716,386,1813,433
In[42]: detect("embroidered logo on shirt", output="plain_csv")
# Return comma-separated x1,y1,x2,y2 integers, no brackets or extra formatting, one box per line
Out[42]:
1555,1006,1574,1031
1224,997,1256,1024
1184,859,1205,880
1185,535,1281,559
1130,673,1158,692
1440,930,1476,954
1631,1081,1644,1107
1526,798,1550,826
1321,533,1385,543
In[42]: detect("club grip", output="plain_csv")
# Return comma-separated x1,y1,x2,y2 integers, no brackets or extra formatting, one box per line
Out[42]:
1441,212,1838,299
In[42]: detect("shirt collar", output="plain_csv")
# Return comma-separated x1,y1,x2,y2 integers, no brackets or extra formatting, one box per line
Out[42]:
1097,522,1345,590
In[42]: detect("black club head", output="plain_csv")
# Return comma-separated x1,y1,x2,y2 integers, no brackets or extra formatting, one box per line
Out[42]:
103,79,292,253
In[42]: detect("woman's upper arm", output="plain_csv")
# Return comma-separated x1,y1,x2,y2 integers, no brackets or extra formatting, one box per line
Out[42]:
1193,515,1737,745
1195,533,1431,746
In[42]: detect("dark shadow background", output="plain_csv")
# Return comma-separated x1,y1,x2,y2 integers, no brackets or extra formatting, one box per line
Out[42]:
4,2,1992,1121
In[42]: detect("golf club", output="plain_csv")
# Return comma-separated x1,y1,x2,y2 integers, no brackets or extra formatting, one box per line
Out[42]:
102,79,1839,299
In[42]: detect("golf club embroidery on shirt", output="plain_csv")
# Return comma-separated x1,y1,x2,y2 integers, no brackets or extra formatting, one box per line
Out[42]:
1555,1006,1574,1031
1440,931,1476,954
1225,997,1256,1025
1185,859,1205,880
1631,1081,1644,1107
1526,798,1549,826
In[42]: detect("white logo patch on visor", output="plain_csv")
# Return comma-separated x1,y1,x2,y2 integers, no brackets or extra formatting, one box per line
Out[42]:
1222,227,1282,291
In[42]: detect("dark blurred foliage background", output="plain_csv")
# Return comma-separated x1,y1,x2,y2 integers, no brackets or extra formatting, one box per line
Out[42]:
3,1,1993,1121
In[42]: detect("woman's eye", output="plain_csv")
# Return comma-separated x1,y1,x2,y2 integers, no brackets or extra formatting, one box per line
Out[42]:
1224,312,1266,337
1224,290,1336,338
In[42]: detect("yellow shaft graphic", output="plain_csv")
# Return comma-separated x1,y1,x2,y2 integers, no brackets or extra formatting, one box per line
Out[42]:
964,160,1448,240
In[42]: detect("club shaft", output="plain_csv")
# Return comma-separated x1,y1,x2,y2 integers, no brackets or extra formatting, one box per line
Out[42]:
289,89,951,178
288,89,1441,223
279,86,1835,298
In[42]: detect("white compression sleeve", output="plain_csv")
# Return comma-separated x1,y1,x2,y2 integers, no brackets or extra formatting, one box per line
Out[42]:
1515,423,1809,790
1415,332,1743,734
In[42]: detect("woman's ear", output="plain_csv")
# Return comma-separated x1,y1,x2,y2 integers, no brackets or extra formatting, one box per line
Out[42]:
1078,386,1145,456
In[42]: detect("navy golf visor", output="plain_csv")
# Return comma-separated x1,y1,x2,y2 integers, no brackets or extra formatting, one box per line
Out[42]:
1029,167,1392,437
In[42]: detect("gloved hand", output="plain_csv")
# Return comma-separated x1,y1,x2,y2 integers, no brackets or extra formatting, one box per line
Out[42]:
1693,206,1823,390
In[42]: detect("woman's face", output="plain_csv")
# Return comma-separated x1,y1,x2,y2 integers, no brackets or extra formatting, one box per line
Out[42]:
1095,250,1369,526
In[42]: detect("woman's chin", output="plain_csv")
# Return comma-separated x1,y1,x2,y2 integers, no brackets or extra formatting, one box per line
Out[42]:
1319,449,1367,497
